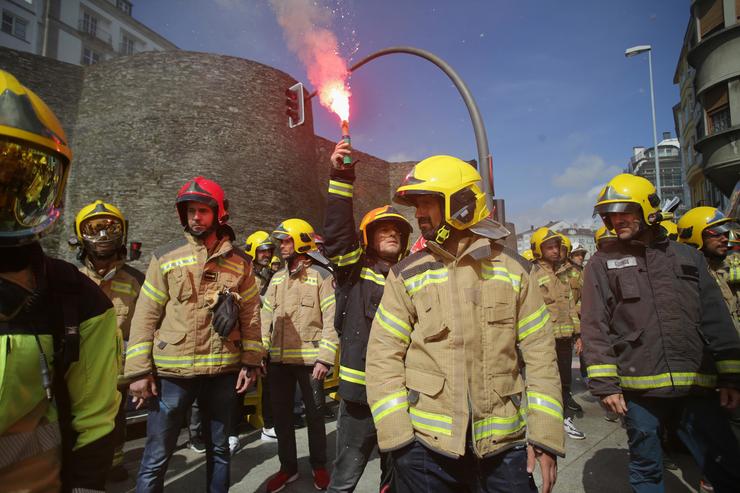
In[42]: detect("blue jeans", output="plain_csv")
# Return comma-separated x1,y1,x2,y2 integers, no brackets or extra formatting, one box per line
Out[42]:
624,394,740,493
392,440,536,493
136,373,238,493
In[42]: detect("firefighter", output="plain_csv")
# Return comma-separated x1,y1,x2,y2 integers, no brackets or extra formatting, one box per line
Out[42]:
125,176,263,493
262,218,337,492
728,228,740,298
594,225,617,250
323,140,413,492
245,230,275,297
530,228,586,439
0,69,120,492
366,156,564,493
582,173,740,492
74,200,144,482
570,242,587,267
270,255,282,273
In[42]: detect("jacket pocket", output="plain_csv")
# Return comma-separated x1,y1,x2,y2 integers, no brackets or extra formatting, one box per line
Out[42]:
406,367,445,397
170,270,193,303
613,327,646,359
153,330,187,350
616,270,640,301
491,373,524,401
299,296,321,341
415,288,446,340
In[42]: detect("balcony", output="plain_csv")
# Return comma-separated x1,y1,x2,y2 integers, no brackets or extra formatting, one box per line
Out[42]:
78,18,112,46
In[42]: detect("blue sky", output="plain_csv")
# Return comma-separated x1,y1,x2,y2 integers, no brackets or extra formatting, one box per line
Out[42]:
135,0,688,232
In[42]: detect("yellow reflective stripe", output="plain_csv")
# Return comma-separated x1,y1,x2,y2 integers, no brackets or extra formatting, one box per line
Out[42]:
126,341,153,358
716,360,740,373
517,305,549,341
239,282,259,302
339,365,366,385
472,411,526,440
111,280,136,296
620,372,717,390
262,298,274,313
409,407,453,435
319,339,338,355
330,247,362,267
268,346,281,356
403,268,449,296
537,276,550,286
320,293,336,312
360,267,385,286
376,304,412,343
371,391,408,423
160,255,197,275
282,348,320,356
527,392,563,421
270,274,286,286
142,280,167,305
481,263,521,293
241,339,263,352
153,352,240,368
587,364,618,378
328,179,354,197
218,257,244,275
304,277,318,286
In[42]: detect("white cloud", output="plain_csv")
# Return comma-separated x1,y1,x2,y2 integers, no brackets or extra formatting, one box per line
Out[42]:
552,154,621,189
509,185,603,233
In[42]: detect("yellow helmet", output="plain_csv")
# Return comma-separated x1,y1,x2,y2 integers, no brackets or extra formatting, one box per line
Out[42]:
660,220,678,241
245,230,273,259
0,70,72,246
559,234,572,255
677,206,735,249
74,200,127,259
530,227,561,259
394,155,489,244
359,205,413,255
273,218,316,254
594,225,617,249
594,174,661,228
521,249,535,261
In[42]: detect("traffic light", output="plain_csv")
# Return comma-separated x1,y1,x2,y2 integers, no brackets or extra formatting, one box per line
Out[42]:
285,82,305,128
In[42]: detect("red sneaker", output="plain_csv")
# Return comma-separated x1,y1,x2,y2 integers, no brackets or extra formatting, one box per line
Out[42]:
266,470,298,493
312,468,330,490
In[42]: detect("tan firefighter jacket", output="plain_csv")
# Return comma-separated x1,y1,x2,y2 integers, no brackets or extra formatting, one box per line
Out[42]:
709,258,740,330
124,233,263,379
261,259,338,367
533,260,580,338
366,235,565,459
79,259,144,341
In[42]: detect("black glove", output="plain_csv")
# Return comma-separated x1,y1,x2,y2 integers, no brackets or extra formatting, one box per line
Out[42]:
212,291,239,337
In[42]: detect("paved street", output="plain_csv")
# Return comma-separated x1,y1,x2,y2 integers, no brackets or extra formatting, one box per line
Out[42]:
109,366,702,493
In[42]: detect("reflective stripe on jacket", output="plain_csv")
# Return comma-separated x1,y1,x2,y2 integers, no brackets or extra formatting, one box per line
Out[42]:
124,233,263,379
533,260,580,338
366,235,565,459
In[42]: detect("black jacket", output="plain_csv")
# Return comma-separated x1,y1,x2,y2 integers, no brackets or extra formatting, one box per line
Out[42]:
324,166,388,404
581,230,740,398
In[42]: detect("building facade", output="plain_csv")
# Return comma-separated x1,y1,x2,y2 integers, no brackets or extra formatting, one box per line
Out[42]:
0,0,175,66
627,134,688,214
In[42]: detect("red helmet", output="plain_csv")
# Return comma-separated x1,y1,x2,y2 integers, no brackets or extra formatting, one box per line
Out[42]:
176,176,229,227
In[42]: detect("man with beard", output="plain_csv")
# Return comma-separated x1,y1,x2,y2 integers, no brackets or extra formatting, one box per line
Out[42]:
366,156,564,493
245,230,276,297
323,140,413,492
74,200,144,481
0,69,120,492
582,173,740,492
125,176,263,493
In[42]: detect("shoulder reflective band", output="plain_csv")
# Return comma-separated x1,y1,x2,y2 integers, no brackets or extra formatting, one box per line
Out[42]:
472,411,526,441
620,372,717,390
330,247,362,267
319,339,337,356
160,255,197,275
271,274,286,286
716,360,740,374
218,257,245,276
304,277,319,286
360,267,386,286
339,365,366,385
142,280,168,305
409,408,452,436
154,352,240,368
481,263,521,293
371,390,408,424
586,364,618,378
320,293,336,312
126,341,153,359
375,304,412,343
240,282,259,302
517,305,550,341
328,179,354,198
111,280,136,296
241,339,263,352
403,268,449,296
527,391,563,421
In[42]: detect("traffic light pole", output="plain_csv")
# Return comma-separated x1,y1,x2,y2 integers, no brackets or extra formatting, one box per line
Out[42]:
307,46,497,217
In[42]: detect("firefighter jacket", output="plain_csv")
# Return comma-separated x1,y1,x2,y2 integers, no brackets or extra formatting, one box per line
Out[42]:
261,259,337,367
581,233,740,398
0,245,120,491
708,257,740,330
124,233,263,380
79,259,144,340
566,260,583,317
254,264,273,299
532,260,580,338
727,251,740,291
324,165,388,404
366,234,565,459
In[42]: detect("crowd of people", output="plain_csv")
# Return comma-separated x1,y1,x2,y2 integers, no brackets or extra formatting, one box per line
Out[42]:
1,67,740,493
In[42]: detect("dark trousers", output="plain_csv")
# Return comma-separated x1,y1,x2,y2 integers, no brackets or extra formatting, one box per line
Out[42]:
261,375,274,429
188,399,202,440
136,373,237,493
555,337,573,402
112,389,127,467
269,363,327,473
392,440,536,493
624,394,740,493
327,400,391,493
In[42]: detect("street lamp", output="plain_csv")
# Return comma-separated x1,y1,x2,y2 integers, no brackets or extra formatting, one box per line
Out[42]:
625,44,662,198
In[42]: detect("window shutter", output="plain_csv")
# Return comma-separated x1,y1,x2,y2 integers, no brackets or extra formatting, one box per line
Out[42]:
704,83,728,114
698,0,724,38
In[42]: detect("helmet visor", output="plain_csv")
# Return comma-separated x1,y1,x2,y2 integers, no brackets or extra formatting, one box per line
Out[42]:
594,202,642,216
80,216,123,240
704,222,736,237
0,139,65,244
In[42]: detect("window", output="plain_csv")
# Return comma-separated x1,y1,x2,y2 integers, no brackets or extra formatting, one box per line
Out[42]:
697,0,724,39
82,47,100,65
81,11,97,37
2,11,28,41
704,83,731,134
117,1,132,15
121,35,134,55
